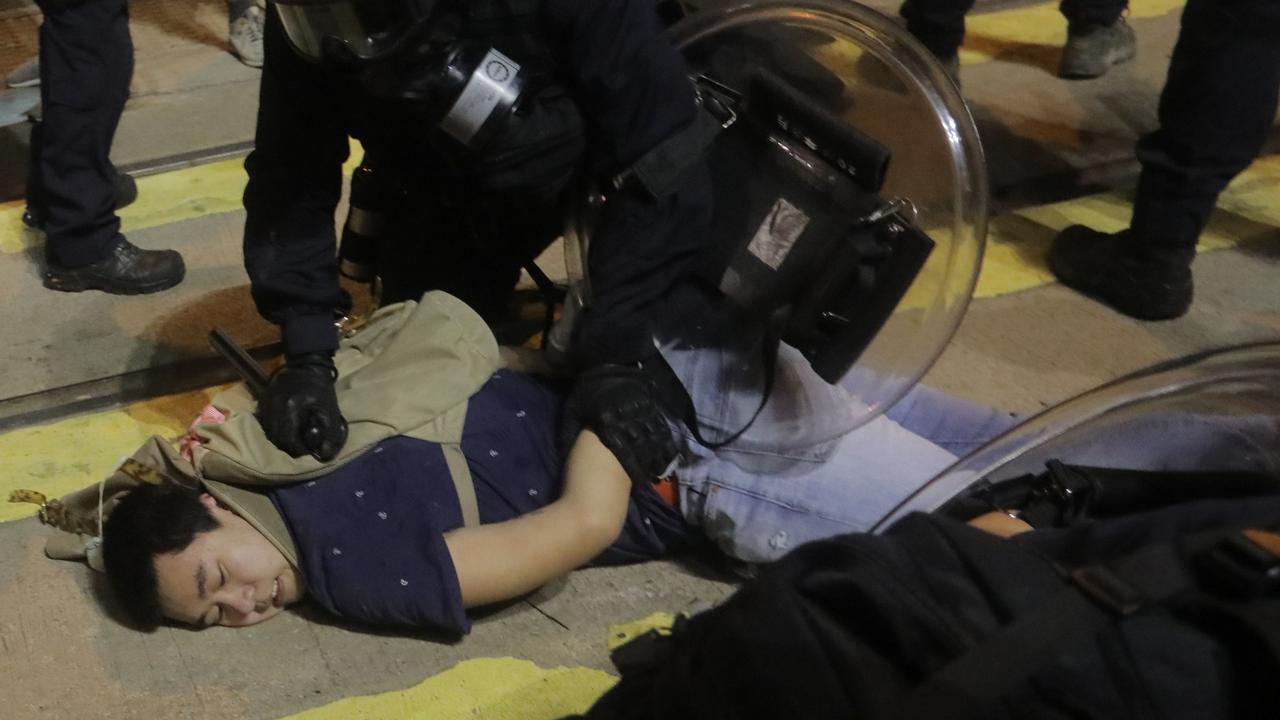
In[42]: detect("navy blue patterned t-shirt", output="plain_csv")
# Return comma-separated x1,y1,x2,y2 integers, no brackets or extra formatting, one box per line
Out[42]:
269,371,690,634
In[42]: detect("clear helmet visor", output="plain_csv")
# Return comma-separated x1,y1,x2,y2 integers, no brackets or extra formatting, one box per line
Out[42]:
561,1,986,435
274,0,438,63
872,343,1280,532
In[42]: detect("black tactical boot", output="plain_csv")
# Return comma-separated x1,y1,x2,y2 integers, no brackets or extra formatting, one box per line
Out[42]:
44,238,186,295
1048,225,1193,320
23,170,138,230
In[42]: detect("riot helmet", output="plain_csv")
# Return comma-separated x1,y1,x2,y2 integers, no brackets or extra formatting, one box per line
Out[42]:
274,0,528,150
273,0,444,65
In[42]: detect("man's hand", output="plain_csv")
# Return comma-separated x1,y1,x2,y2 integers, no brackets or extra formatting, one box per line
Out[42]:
561,364,680,485
257,353,348,462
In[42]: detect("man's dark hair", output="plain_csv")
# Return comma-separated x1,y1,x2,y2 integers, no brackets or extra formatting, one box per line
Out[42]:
102,483,220,630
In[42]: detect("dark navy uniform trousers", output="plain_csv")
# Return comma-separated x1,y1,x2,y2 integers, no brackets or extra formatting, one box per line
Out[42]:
1131,0,1280,253
900,0,1126,59
27,0,132,268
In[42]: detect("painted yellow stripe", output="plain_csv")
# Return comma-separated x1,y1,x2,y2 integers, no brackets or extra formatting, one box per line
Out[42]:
277,657,616,720
276,613,680,720
607,611,676,650
0,139,364,255
0,387,220,524
975,153,1280,298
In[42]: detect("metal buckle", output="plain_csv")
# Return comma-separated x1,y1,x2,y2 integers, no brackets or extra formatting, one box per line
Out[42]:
693,74,740,129
858,196,917,227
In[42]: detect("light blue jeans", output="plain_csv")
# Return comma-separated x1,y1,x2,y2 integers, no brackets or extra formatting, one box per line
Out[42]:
675,382,1018,563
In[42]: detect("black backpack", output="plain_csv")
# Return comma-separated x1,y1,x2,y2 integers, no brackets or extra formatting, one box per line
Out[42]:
573,463,1280,719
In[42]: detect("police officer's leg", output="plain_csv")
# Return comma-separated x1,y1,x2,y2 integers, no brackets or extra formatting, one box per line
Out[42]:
33,0,184,292
33,0,130,269
1058,0,1126,27
1130,0,1280,259
899,0,975,64
1049,0,1280,319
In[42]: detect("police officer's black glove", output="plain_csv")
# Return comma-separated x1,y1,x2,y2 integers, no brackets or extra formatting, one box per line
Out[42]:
561,364,681,486
258,353,348,462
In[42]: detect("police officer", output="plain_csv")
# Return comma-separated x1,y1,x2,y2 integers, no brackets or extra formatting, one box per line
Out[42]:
1049,0,1280,320
28,0,186,294
246,0,712,468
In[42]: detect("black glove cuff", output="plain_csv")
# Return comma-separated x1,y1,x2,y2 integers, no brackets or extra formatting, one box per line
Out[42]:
285,352,339,380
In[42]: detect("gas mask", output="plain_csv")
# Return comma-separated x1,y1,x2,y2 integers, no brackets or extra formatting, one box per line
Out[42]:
274,0,527,149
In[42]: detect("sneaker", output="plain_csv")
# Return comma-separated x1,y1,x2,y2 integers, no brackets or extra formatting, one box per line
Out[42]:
1048,225,1193,320
44,238,186,295
1059,19,1137,79
229,4,265,68
23,171,138,230
5,56,39,88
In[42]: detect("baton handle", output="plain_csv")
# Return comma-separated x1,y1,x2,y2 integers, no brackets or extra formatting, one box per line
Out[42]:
208,328,271,400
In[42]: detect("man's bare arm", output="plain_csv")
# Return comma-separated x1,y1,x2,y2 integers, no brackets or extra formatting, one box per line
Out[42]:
443,430,632,607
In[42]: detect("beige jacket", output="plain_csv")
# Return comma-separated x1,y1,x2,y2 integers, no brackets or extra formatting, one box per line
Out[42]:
18,291,500,570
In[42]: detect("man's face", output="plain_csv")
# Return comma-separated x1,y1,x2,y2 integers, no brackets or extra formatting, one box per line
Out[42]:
153,494,305,628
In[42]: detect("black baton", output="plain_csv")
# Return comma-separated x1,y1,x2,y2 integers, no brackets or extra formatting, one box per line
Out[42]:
208,328,271,400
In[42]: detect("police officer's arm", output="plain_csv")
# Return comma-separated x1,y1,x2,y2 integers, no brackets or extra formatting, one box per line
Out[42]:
243,8,354,460
443,431,632,607
544,0,710,366
243,7,352,358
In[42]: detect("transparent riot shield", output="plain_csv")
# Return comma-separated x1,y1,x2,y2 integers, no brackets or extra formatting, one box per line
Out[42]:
560,0,986,431
871,342,1280,533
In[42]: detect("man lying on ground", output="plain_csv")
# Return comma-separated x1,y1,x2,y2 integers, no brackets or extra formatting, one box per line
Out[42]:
101,363,1011,632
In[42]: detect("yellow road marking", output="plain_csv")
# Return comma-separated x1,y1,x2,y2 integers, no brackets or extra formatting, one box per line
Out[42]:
607,611,676,650
976,154,1280,297
0,139,364,255
276,657,616,720
280,613,686,720
0,387,218,524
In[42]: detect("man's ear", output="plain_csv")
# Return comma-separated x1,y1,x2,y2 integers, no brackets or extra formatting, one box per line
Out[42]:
198,493,219,512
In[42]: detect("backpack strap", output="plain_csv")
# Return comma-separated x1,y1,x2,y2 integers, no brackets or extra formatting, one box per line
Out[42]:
897,529,1280,718
441,443,481,528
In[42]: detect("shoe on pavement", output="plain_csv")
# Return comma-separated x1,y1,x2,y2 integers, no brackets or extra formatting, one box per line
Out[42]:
44,238,186,295
1059,18,1137,79
1048,225,1193,320
5,56,39,88
23,171,139,230
230,4,265,68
